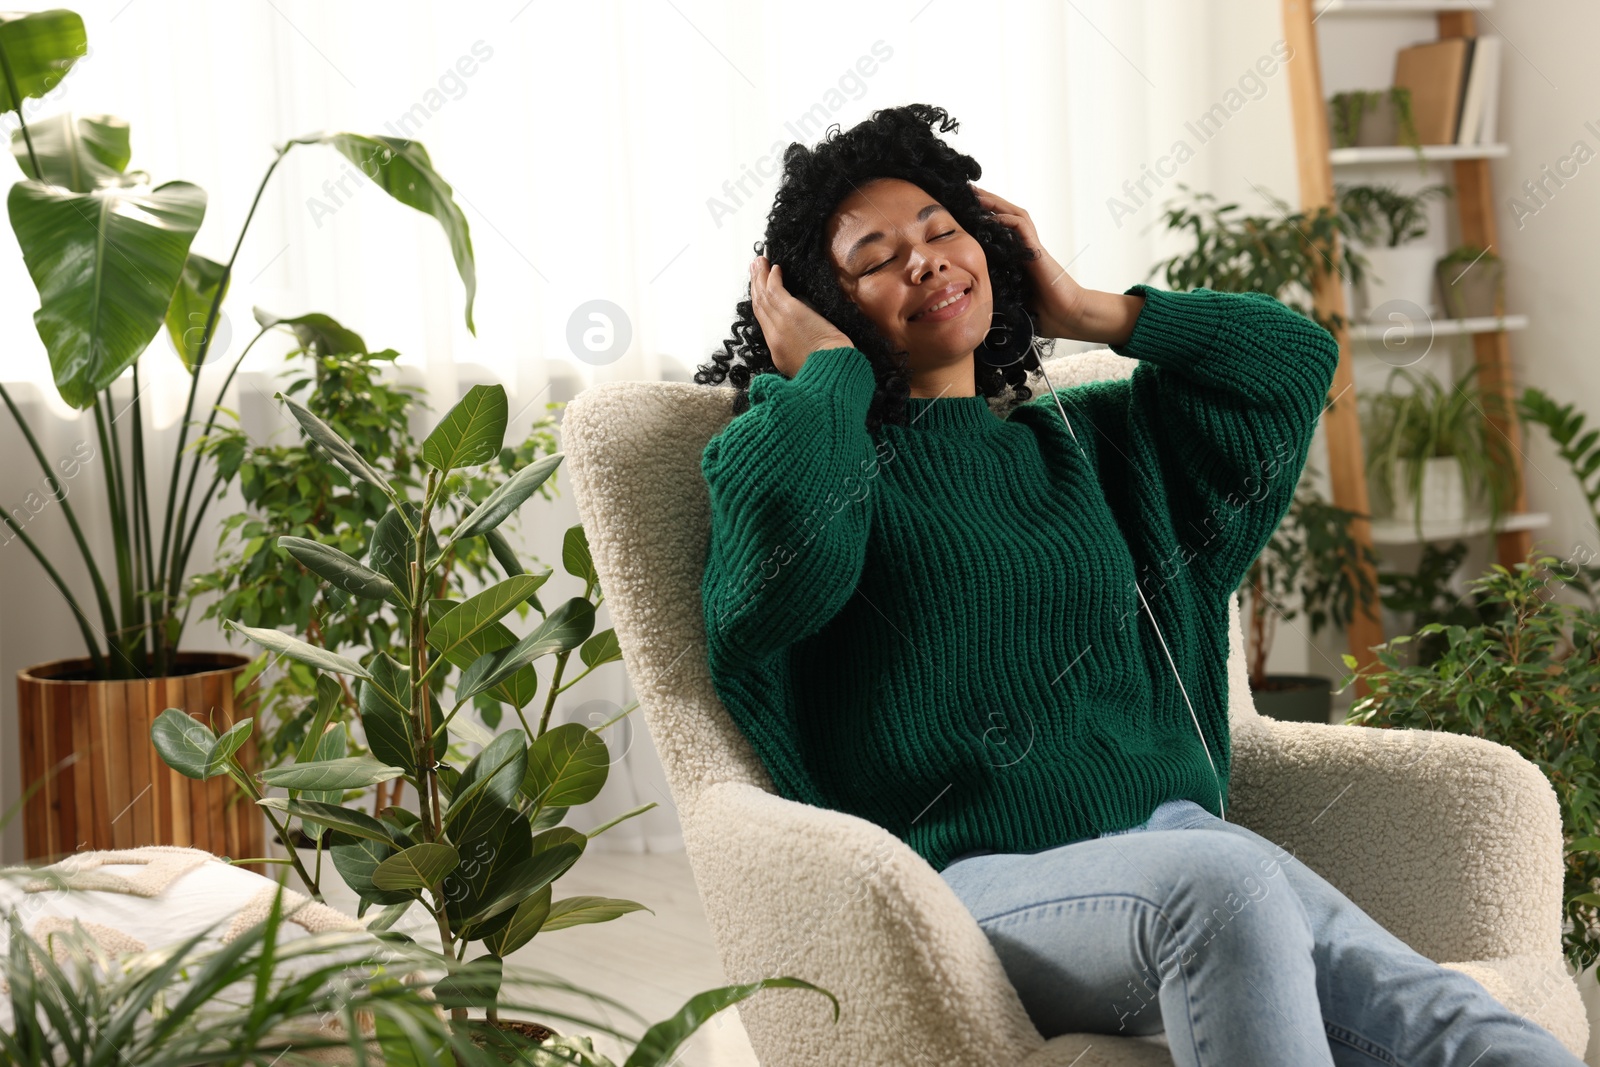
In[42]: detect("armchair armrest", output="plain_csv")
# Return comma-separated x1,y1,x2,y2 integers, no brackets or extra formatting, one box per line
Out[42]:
1228,717,1567,964
682,780,1044,1067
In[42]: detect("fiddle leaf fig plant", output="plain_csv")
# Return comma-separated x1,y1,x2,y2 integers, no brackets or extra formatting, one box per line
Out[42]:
151,383,654,1023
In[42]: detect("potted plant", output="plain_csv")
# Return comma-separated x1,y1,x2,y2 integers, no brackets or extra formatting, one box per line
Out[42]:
145,381,674,1040
1435,243,1506,320
1329,87,1422,152
1151,182,1370,337
1237,470,1383,723
1360,363,1518,535
2,8,476,861
1336,550,1600,977
1336,181,1453,319
182,333,563,887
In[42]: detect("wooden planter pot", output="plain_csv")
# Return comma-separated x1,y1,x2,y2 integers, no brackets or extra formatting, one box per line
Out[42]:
17,651,263,866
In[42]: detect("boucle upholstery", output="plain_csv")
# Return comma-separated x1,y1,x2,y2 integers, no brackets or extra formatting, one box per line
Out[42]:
562,347,1589,1064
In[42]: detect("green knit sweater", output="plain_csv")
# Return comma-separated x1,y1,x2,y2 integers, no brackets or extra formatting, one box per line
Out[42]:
699,284,1340,872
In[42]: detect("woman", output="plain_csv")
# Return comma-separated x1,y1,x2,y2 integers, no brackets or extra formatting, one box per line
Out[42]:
693,104,1582,1066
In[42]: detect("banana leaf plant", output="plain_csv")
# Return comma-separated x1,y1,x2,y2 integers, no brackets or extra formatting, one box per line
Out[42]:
150,383,659,1023
1,7,477,678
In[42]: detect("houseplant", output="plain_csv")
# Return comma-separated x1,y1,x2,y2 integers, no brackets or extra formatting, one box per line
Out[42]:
1435,243,1506,320
1329,87,1423,156
1336,181,1452,319
1150,182,1370,337
1360,363,1518,535
184,328,563,856
1372,539,1496,668
1336,550,1600,976
1237,467,1382,723
0,878,835,1064
148,381,666,1036
2,7,477,860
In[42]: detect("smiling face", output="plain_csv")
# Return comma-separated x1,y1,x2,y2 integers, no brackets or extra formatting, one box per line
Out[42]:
826,177,993,396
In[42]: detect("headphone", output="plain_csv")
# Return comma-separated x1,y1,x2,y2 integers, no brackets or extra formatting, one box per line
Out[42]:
979,310,1228,822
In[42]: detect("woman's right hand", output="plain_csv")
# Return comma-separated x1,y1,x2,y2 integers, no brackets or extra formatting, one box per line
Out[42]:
749,255,854,379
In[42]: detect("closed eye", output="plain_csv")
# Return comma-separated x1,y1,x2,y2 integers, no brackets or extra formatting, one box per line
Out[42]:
863,230,958,276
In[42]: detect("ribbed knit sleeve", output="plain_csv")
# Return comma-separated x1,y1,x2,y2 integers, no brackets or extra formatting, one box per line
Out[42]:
1054,285,1341,602
700,346,880,670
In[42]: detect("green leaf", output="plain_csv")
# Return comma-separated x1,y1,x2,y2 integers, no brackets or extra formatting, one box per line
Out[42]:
253,307,366,357
9,112,131,190
562,524,596,586
621,979,839,1067
276,391,394,498
330,836,411,908
431,957,502,1011
460,843,583,930
579,627,622,669
151,708,217,781
277,535,395,602
0,11,87,114
7,179,205,409
422,384,507,471
431,606,541,710
456,598,596,708
449,453,564,543
224,620,371,679
1568,836,1600,853
299,722,350,840
523,722,609,809
206,718,253,778
164,252,230,370
445,731,528,848
257,799,391,844
308,133,477,334
428,576,545,663
369,504,439,593
442,806,531,938
482,885,551,957
372,843,459,892
293,673,346,768
261,756,405,792
540,895,652,933
360,653,415,776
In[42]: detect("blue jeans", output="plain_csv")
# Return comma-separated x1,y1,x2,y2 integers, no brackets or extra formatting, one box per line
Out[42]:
938,798,1584,1066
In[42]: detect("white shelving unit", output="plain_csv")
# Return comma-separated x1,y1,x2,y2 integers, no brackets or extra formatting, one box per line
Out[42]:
1316,0,1491,15
1346,314,1527,342
1368,510,1550,546
1331,143,1509,165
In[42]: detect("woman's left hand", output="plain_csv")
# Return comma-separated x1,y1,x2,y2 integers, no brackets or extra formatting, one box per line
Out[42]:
971,183,1085,341
971,183,1145,347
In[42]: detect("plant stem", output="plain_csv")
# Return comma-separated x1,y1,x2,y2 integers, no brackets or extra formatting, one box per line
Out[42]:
156,152,288,665
413,470,442,845
130,365,155,667
166,325,273,643
0,44,42,180
232,768,323,902
90,395,138,677
0,382,119,660
0,509,106,675
537,649,573,736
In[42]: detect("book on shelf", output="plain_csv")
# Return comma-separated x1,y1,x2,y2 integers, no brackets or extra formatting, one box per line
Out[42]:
1390,35,1501,147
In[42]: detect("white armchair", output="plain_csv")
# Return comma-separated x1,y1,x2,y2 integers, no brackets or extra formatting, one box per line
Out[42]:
561,348,1589,1066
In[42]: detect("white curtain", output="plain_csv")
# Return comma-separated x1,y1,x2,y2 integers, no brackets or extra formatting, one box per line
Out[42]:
1,0,1297,862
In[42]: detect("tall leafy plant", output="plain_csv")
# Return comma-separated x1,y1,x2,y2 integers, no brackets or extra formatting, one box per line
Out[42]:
1,8,477,678
186,333,563,820
150,383,651,1023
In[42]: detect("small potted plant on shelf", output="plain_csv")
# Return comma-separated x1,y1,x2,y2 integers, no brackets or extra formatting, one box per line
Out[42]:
1360,363,1519,536
1329,87,1425,166
1237,469,1382,724
1336,181,1453,320
1336,550,1600,977
2,8,476,864
1372,539,1498,668
1435,243,1506,320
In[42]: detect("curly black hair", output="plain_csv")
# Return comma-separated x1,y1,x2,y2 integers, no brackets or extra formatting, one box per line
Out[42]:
693,103,1054,432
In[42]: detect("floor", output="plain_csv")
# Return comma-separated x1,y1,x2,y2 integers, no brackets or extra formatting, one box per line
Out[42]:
370,848,763,1066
